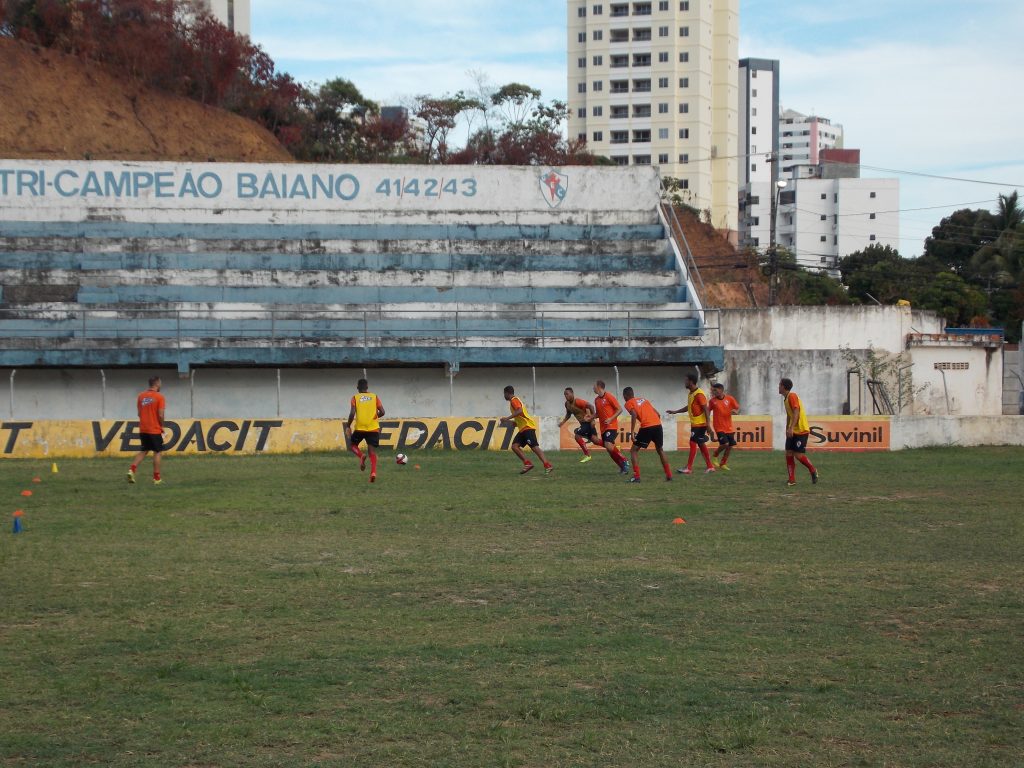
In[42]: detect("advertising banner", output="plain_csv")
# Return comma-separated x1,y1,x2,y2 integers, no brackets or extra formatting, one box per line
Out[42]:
806,416,891,452
675,416,773,450
558,419,659,451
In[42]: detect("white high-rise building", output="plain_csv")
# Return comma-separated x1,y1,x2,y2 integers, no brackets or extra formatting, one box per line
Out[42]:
779,109,842,176
776,149,899,272
737,58,779,251
202,0,250,37
567,0,739,234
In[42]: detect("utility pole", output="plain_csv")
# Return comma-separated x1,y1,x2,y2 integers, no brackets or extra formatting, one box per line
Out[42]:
767,152,783,306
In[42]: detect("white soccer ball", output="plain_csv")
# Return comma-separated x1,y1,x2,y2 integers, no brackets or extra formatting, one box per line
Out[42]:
396,453,409,465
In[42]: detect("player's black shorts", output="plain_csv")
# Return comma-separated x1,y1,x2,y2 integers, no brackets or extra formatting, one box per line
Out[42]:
633,425,664,449
351,430,380,448
514,429,539,448
601,428,619,444
785,434,808,453
690,426,709,444
717,432,737,447
574,422,597,441
140,432,164,453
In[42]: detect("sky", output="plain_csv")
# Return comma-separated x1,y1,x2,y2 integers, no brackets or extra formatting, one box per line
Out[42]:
251,0,1024,256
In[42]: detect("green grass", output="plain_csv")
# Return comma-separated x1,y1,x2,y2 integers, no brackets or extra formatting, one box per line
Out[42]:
1,448,1022,767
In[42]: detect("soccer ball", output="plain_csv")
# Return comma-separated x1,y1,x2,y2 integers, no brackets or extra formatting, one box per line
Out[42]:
396,453,409,465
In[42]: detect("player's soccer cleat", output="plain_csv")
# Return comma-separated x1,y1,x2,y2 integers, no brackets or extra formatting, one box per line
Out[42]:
520,463,535,475
370,473,376,483
665,475,673,482
127,469,136,484
579,455,592,464
619,461,630,475
677,468,693,475
627,477,641,483
717,462,730,471
705,467,716,474
152,478,162,486
787,481,797,487
545,466,554,475
811,470,819,484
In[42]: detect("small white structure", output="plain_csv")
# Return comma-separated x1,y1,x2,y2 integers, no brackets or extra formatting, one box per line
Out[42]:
737,58,779,251
201,0,250,37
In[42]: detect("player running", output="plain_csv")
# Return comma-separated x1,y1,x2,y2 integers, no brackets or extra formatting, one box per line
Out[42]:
501,386,553,475
592,380,630,474
667,373,716,474
708,382,741,471
779,377,818,486
127,375,166,485
557,387,599,463
345,378,385,483
622,387,673,483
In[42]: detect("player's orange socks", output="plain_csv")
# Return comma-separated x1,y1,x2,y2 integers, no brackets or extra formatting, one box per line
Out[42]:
797,455,815,474
153,472,160,481
699,443,713,468
610,446,626,467
369,453,377,475
350,445,363,459
686,443,697,470
786,455,796,483
130,464,137,472
662,462,672,480
575,437,590,456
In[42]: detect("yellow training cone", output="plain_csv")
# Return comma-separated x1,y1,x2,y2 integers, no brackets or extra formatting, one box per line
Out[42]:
51,462,59,474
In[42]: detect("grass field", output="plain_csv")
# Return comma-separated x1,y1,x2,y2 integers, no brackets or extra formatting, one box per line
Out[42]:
1,447,1022,767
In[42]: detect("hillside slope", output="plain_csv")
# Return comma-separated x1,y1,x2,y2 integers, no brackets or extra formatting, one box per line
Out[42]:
0,38,291,163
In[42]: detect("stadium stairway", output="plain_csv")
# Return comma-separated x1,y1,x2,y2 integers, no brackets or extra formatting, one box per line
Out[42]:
0,163,722,373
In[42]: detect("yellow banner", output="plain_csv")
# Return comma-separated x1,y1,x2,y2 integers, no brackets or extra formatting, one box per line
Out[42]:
807,416,891,451
0,418,522,458
675,415,773,450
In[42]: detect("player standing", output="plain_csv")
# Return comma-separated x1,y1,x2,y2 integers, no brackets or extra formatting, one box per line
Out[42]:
708,383,741,471
622,387,673,483
127,375,166,485
592,380,630,474
557,387,599,463
779,377,818,486
501,385,553,475
667,373,715,474
345,378,385,483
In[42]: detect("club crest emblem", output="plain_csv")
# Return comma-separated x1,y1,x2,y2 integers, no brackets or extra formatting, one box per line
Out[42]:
539,169,568,208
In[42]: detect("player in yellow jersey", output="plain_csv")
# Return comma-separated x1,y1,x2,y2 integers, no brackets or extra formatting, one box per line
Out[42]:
779,377,818,486
501,385,553,475
345,378,385,483
666,373,715,474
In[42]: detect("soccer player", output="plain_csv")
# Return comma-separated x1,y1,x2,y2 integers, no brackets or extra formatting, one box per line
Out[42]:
592,380,630,474
345,378,385,483
557,387,599,463
667,373,715,474
708,382,741,471
127,375,165,485
622,387,673,483
501,385,553,475
779,377,818,486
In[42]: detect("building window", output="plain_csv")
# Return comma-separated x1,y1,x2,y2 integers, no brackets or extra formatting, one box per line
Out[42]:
679,179,689,189
593,80,603,91
658,128,669,139
679,52,689,62
752,89,757,97
578,133,586,141
658,77,669,88
611,105,629,118
634,2,652,15
658,51,669,62
578,58,587,68
578,83,587,93
752,107,757,116
820,236,827,242
611,131,629,144
751,70,757,78
751,126,757,134
679,153,689,163
593,55,603,65
751,145,757,154
679,0,689,8
577,32,585,43
820,214,827,221
679,103,689,113
633,79,651,92
593,106,603,116
593,4,603,13
633,129,651,142
593,30,603,40
633,28,652,41
610,29,629,42
752,217,759,226
658,153,669,163
679,77,689,88
679,26,689,36
870,234,877,241
659,0,669,9
820,193,826,200
613,156,629,166
679,128,689,139
611,54,629,68
870,191,877,198
578,6,587,17
658,103,669,113
593,131,603,141
751,164,756,172
577,108,586,118
633,53,651,66
611,3,628,15
633,104,652,117
634,155,652,165
659,25,669,36
869,213,876,219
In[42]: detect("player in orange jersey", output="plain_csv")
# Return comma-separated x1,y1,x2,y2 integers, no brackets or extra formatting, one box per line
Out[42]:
557,387,599,463
667,373,715,474
622,386,673,483
127,375,166,485
345,378,385,483
592,380,630,474
708,382,741,471
779,377,818,486
501,385,553,475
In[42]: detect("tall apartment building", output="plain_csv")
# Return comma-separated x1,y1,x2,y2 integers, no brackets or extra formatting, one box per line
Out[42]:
779,109,842,176
202,0,251,36
776,149,899,272
567,0,739,233
737,58,779,251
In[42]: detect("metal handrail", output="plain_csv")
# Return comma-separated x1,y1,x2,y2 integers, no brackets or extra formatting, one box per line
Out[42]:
659,201,707,309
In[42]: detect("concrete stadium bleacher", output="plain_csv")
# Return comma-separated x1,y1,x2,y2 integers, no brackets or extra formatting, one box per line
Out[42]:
0,162,721,372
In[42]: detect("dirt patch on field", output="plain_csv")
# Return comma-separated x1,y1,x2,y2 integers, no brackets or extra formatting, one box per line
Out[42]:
0,38,291,162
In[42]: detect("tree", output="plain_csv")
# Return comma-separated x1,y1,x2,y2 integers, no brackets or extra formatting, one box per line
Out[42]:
838,245,927,304
413,91,483,163
914,271,988,326
923,208,997,275
491,82,542,130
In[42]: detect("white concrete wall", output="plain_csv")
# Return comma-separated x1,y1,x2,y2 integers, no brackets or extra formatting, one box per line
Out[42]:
909,345,1004,416
891,416,1024,449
